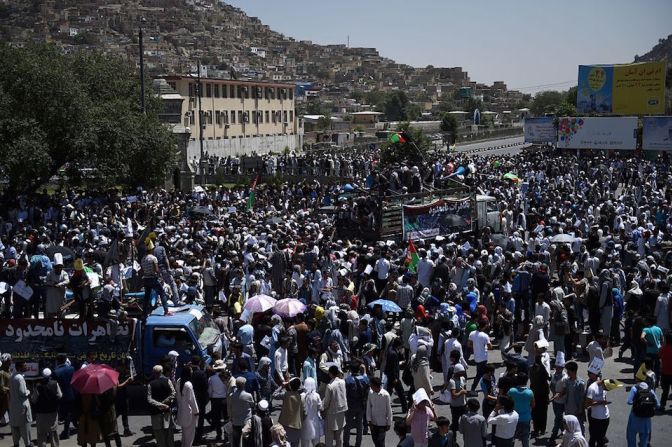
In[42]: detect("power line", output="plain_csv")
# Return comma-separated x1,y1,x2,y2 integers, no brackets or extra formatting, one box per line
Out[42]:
512,80,577,92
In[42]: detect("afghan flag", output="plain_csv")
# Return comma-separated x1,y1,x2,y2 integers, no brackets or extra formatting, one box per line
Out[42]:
388,132,407,144
246,175,259,211
405,239,420,273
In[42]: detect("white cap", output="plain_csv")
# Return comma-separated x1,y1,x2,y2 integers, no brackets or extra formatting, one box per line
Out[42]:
42,368,52,378
168,351,179,358
453,363,466,374
555,351,566,368
53,253,64,266
258,399,269,411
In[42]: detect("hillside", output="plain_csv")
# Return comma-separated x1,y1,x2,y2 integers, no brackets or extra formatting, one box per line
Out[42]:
634,34,672,64
0,0,423,88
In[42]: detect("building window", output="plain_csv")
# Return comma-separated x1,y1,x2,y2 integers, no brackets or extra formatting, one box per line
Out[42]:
205,83,212,98
231,110,236,124
215,110,221,125
289,89,293,100
238,111,243,123
290,111,294,122
223,84,228,98
214,84,220,98
223,111,229,123
189,112,195,125
207,111,213,124
230,85,236,98
265,111,270,123
283,111,288,122
188,83,195,98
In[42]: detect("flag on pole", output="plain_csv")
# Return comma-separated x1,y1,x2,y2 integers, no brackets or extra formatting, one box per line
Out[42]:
246,176,259,211
405,239,420,272
388,132,407,144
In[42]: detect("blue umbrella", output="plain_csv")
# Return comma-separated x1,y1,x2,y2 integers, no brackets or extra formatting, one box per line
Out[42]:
343,183,355,192
367,299,402,313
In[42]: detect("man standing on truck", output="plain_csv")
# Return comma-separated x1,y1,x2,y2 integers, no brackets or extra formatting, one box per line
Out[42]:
142,240,172,319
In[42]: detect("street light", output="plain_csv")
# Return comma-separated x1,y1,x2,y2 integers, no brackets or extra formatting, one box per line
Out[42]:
139,17,147,114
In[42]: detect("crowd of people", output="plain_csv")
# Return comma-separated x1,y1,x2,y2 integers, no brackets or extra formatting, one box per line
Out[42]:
0,145,671,447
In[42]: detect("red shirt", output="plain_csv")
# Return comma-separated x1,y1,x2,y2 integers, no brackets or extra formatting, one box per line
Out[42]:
659,344,672,375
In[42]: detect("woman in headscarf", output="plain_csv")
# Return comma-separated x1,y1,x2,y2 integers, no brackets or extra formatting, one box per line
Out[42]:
411,345,433,397
300,377,323,447
561,415,588,447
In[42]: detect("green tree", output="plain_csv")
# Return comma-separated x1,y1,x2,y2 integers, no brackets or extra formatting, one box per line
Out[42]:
464,97,484,116
437,94,456,113
383,90,410,121
440,113,458,144
316,115,331,131
365,90,386,111
0,44,175,201
530,90,564,116
380,122,430,166
565,86,578,107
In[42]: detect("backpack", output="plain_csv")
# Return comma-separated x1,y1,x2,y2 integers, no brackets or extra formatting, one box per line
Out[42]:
632,385,657,418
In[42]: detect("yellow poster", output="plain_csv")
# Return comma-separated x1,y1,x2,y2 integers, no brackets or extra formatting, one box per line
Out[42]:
612,61,666,115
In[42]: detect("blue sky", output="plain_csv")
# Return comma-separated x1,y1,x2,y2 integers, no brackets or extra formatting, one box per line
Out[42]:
225,0,671,93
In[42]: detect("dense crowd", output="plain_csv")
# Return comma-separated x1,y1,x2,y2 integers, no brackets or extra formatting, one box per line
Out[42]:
0,146,671,447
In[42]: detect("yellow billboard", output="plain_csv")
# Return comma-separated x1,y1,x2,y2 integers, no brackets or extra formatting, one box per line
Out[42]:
577,61,666,115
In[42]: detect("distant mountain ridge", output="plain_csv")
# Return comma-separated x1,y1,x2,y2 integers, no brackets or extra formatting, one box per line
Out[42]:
634,34,672,64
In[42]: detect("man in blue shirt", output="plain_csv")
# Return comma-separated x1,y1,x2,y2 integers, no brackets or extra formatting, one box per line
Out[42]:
53,354,75,440
508,373,535,447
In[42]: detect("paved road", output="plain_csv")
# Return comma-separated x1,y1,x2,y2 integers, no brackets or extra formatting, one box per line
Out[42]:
3,344,667,447
455,136,527,157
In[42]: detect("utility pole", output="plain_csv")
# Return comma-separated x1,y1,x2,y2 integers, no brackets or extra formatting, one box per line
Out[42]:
139,17,146,114
197,60,205,183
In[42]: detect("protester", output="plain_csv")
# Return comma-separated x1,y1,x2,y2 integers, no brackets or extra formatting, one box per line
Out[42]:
9,361,32,447
2,145,672,447
458,398,486,447
147,365,176,447
31,368,61,447
176,366,199,447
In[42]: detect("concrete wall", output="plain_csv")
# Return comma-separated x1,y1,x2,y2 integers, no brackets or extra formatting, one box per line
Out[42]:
187,134,302,158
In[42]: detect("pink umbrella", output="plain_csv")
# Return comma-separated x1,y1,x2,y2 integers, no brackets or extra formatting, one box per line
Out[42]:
273,298,306,317
71,364,119,394
244,294,277,313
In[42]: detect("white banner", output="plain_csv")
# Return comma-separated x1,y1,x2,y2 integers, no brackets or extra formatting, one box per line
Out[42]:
557,117,638,150
524,117,556,143
643,116,672,151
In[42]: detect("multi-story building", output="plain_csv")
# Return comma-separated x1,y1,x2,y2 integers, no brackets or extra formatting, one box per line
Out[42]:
158,75,302,158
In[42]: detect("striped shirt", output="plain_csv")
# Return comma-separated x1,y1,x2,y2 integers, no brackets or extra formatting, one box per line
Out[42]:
141,254,159,279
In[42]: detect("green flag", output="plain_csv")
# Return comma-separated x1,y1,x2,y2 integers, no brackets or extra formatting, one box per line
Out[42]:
246,176,259,211
405,239,420,273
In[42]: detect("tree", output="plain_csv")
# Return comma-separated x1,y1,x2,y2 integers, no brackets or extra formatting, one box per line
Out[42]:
530,90,564,116
365,90,386,111
383,90,410,121
380,122,430,166
0,44,175,202
316,115,331,131
465,97,484,116
440,113,458,144
565,86,578,107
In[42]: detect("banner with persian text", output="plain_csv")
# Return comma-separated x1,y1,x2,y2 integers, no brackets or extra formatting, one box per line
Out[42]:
557,117,638,150
577,62,665,115
402,198,472,241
